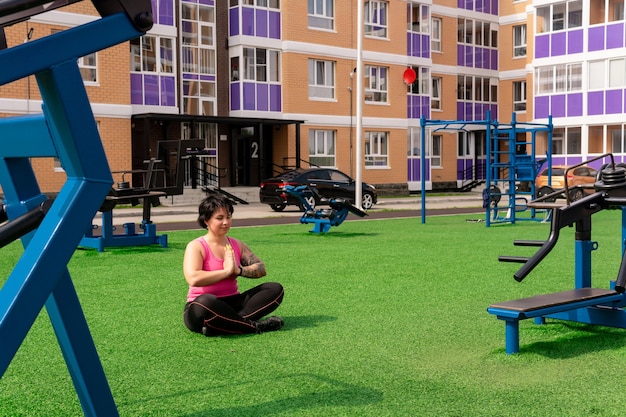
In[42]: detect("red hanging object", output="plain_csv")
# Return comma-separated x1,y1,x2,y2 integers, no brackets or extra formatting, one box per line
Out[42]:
403,67,417,84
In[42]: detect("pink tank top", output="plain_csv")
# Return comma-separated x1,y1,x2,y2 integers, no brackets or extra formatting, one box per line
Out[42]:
186,237,241,302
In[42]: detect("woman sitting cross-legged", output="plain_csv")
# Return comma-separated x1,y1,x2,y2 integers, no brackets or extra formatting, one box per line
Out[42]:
183,195,285,336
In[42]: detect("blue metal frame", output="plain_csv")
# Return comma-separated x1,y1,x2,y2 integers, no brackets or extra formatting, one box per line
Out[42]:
0,8,151,416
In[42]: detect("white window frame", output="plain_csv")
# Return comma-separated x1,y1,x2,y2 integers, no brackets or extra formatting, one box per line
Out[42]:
431,17,441,52
513,80,527,112
365,1,388,38
309,129,336,167
513,24,526,57
308,0,334,30
536,1,582,33
535,63,582,95
364,65,388,103
431,76,441,110
181,2,215,75
365,131,389,167
78,53,97,84
308,59,335,100
431,134,442,167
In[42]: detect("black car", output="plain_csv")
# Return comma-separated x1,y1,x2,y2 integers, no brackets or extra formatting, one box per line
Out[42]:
259,168,378,212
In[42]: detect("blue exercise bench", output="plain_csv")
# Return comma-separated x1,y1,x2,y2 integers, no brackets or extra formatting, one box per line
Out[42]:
0,1,153,415
488,156,626,354
282,185,367,234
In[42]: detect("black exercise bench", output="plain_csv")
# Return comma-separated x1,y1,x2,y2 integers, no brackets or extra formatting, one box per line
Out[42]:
487,288,623,354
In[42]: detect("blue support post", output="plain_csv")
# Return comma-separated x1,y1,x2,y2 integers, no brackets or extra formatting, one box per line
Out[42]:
0,3,152,415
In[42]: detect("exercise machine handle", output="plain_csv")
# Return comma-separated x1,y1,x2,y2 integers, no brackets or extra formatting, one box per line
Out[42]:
0,199,52,249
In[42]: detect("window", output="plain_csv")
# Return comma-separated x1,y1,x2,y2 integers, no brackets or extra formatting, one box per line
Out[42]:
407,2,429,34
431,17,441,52
130,35,174,74
232,0,280,7
309,130,336,167
534,63,582,94
365,1,388,38
308,0,334,30
567,127,581,154
457,17,497,48
513,25,526,57
364,65,388,103
407,66,430,95
308,59,335,99
513,81,526,112
365,131,389,166
78,53,97,83
457,75,497,103
536,1,582,33
407,127,420,156
181,2,215,75
431,77,441,110
431,134,442,167
242,47,280,82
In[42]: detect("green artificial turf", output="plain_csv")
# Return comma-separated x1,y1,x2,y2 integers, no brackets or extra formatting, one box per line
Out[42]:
1,211,626,416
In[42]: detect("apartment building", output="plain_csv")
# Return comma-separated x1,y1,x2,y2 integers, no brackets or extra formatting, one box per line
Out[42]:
1,0,625,197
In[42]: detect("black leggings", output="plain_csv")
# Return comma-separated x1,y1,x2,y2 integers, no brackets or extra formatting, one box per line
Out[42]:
183,282,284,335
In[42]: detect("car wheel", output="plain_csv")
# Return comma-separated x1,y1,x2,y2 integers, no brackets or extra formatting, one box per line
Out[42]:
536,186,556,202
361,193,374,210
569,188,585,202
270,203,286,212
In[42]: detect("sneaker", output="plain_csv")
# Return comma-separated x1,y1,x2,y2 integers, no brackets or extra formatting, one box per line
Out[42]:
255,316,284,333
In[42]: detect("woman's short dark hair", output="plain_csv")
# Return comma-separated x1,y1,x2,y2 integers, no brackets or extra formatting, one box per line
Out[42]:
197,195,234,229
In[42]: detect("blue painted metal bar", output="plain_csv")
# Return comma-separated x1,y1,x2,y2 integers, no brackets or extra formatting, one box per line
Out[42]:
0,3,152,415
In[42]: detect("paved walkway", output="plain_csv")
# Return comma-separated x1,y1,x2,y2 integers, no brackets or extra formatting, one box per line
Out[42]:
93,193,488,231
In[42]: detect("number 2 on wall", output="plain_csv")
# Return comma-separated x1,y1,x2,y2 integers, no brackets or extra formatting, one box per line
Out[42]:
251,141,259,159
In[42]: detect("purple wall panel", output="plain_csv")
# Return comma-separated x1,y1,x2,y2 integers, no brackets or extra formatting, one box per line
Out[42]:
457,102,464,120
465,102,473,120
606,89,623,114
243,82,255,110
588,26,605,51
229,8,239,36
269,11,281,39
465,45,473,67
242,7,254,36
567,29,583,54
550,94,566,118
160,76,176,106
535,35,550,58
158,0,174,26
457,159,464,180
475,47,484,69
144,75,160,105
607,23,624,49
270,84,281,111
535,96,549,119
256,9,268,38
200,75,216,82
130,73,143,105
457,44,464,66
492,0,498,14
422,96,430,119
421,35,430,58
551,32,566,56
491,49,498,70
588,91,604,115
256,84,269,111
230,83,240,110
567,93,582,117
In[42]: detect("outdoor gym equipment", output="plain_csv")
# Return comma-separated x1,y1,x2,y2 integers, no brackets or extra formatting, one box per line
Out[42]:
488,154,626,354
79,157,168,252
282,185,367,233
0,1,153,415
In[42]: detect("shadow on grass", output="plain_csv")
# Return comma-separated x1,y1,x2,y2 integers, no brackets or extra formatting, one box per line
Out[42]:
517,322,626,358
180,374,383,417
281,314,337,331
